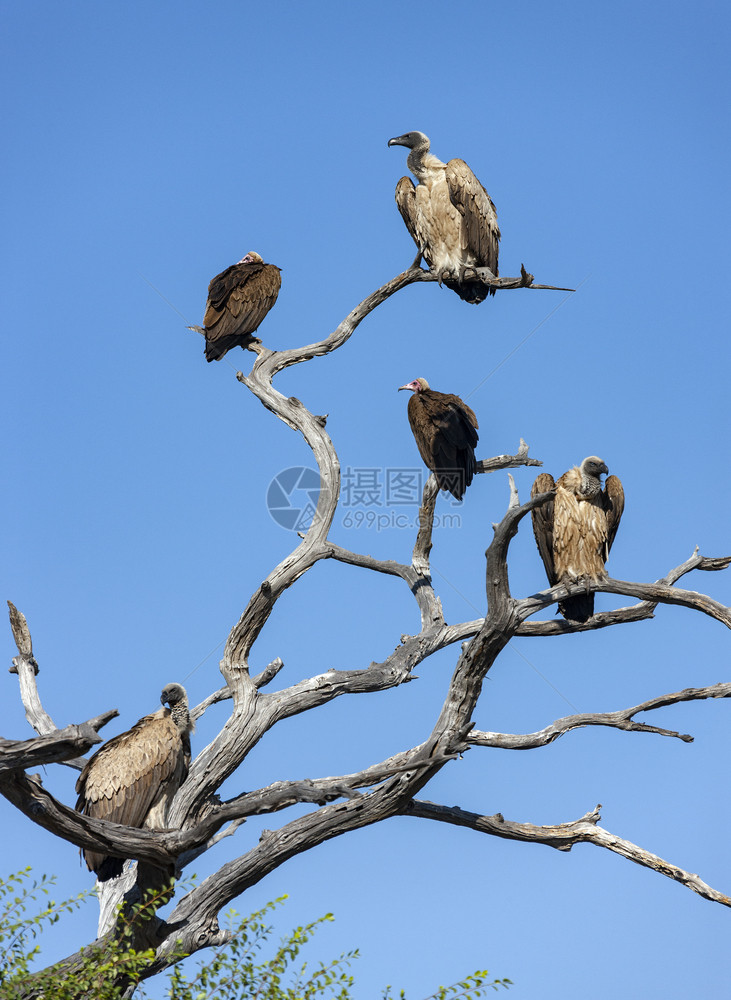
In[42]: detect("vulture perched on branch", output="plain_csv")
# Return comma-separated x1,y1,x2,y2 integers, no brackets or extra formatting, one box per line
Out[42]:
75,683,193,880
202,251,281,361
531,457,625,623
399,377,479,500
388,131,500,303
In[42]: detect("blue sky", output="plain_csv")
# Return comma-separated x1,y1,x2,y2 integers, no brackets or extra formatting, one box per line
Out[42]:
2,2,730,997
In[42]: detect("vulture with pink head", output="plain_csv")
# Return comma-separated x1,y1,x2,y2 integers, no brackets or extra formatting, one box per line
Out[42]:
203,251,281,361
399,378,479,500
531,456,625,623
388,131,500,303
75,683,193,880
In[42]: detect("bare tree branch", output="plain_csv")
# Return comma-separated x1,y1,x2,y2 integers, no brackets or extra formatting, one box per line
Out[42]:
7,600,34,662
191,657,285,722
405,800,731,908
7,603,118,771
0,713,117,773
477,438,543,474
406,262,574,293
518,575,731,629
469,682,731,749
6,255,730,997
516,550,731,635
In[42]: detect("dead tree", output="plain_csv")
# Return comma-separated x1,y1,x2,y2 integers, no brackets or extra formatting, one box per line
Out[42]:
3,262,730,996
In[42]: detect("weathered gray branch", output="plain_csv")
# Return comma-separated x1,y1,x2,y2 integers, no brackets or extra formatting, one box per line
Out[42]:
518,574,731,630
172,261,548,828
405,800,730,908
403,261,574,293
191,657,285,722
7,255,730,998
469,682,731,749
516,549,731,635
0,748,457,875
0,713,117,773
7,603,118,771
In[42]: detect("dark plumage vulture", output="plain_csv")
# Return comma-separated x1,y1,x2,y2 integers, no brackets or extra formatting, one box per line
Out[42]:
75,683,193,880
398,377,479,500
388,131,500,303
531,456,625,623
203,251,281,361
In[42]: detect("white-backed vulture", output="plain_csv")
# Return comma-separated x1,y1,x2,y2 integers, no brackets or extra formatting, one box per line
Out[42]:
388,131,500,303
398,377,479,500
531,457,625,622
203,251,281,361
75,683,192,880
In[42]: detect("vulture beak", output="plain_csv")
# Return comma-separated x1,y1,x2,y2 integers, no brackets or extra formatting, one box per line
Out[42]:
398,383,413,392
388,136,404,147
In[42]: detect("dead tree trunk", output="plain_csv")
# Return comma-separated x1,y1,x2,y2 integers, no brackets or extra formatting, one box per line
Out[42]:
4,264,730,996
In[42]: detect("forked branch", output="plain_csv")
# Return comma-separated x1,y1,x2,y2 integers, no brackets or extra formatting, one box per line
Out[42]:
469,682,731,749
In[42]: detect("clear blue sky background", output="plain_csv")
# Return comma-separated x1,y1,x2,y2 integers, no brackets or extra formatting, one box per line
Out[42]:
2,2,730,997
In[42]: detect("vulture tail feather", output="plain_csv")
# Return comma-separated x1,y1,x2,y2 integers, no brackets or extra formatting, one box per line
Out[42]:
96,856,125,882
558,594,594,623
205,335,251,362
443,278,493,303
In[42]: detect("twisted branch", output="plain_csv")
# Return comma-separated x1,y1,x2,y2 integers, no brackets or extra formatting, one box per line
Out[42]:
6,256,731,994
405,800,730,908
469,682,731,749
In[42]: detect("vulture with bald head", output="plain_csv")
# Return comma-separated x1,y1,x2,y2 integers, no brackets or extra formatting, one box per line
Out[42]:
388,131,500,303
203,251,281,361
531,457,625,623
399,378,479,500
75,683,193,880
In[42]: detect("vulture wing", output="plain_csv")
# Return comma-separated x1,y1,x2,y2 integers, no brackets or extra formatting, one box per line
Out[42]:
204,262,281,361
75,710,184,877
394,176,421,251
604,475,625,555
530,473,557,583
445,159,501,282
409,392,479,499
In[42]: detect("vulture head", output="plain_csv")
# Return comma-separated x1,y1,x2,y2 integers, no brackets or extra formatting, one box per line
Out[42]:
238,251,264,265
388,131,430,151
160,683,193,734
161,682,186,707
580,456,609,479
398,377,430,393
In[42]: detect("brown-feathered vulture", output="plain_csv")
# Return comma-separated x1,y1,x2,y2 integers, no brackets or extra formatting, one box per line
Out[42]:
387,131,500,303
75,683,193,880
398,377,479,500
203,251,281,361
530,457,625,623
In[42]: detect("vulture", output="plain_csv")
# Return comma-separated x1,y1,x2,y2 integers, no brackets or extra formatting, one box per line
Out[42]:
398,377,479,500
388,131,500,303
203,251,281,361
75,683,193,880
531,456,625,623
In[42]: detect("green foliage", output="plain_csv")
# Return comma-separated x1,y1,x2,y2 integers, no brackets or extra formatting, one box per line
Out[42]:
0,871,510,1000
0,869,159,999
382,971,513,999
0,867,88,991
150,897,358,1000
